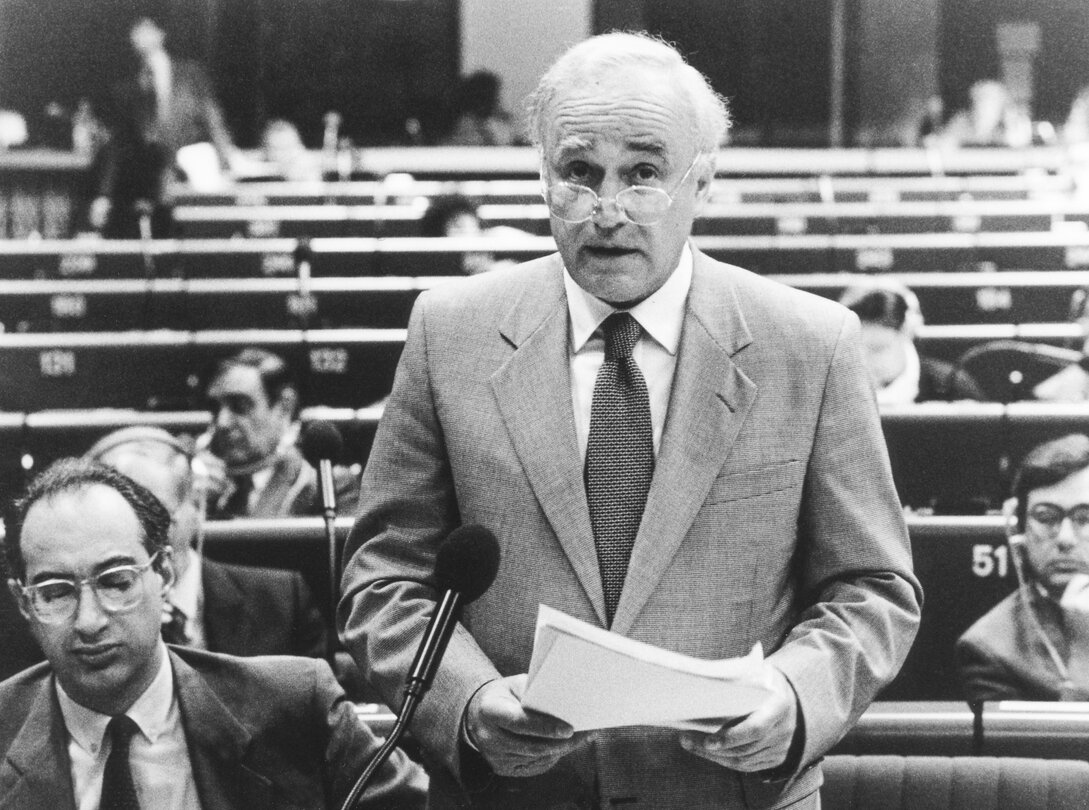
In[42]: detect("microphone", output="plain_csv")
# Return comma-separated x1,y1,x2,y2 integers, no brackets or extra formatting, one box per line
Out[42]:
301,420,345,668
291,238,317,327
134,199,156,328
339,525,500,810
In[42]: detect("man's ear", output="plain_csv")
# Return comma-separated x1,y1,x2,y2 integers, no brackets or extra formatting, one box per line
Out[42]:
155,547,176,593
7,579,31,621
275,386,298,421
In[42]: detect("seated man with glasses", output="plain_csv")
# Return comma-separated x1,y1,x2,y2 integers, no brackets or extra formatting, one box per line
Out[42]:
0,458,427,808
957,433,1089,701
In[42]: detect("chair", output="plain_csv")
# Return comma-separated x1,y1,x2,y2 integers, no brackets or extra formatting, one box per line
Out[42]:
821,755,1089,809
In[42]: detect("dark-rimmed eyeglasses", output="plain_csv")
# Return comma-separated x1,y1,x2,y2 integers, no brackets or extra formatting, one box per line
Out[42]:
543,152,704,226
16,550,167,624
1027,503,1089,539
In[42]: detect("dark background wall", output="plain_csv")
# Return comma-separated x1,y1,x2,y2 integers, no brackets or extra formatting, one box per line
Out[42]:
1,0,1087,149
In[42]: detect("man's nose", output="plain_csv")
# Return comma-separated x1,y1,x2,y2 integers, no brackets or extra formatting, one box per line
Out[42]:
1055,516,1078,548
214,404,234,429
73,582,109,634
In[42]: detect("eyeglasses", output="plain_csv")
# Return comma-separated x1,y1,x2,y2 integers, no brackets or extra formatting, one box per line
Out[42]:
543,152,704,226
1027,503,1089,539
17,550,167,625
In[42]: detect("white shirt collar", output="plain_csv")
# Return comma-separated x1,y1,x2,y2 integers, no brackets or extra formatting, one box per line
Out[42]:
168,550,202,622
876,339,922,406
564,242,692,354
56,641,176,754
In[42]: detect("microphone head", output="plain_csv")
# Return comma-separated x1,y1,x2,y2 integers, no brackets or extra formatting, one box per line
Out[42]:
434,525,500,603
294,238,312,265
301,420,343,466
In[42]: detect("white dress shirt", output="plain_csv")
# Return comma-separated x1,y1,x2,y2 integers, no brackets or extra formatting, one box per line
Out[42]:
565,243,693,460
56,642,201,810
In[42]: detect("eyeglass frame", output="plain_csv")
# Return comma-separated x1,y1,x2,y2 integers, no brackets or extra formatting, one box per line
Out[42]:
15,548,172,625
541,151,707,226
1026,502,1089,540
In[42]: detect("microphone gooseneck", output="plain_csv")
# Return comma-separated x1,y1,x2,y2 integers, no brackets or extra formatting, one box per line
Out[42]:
339,525,500,810
301,420,345,669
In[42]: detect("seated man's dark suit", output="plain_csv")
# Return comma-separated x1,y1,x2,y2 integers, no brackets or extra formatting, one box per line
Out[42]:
0,646,427,809
202,557,327,658
956,587,1089,702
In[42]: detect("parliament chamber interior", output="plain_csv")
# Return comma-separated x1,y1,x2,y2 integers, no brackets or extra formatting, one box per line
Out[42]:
5,0,1089,804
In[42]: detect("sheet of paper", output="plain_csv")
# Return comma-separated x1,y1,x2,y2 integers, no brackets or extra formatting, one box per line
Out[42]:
521,604,771,732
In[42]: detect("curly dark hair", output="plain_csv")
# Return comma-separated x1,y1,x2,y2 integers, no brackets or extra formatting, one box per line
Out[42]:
2,457,171,582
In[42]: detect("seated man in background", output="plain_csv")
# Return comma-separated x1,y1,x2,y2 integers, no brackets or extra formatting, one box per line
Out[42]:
199,348,360,519
841,281,987,404
957,433,1089,701
420,193,531,276
87,425,328,659
0,458,426,808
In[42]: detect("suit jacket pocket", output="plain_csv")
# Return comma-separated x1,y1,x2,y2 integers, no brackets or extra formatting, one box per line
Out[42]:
705,460,801,505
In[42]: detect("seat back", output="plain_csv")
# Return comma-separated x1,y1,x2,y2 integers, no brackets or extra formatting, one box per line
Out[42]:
821,755,1089,810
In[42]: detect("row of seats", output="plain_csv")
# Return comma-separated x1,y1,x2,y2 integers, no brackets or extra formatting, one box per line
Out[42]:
170,198,1089,240
5,231,1089,279
0,322,1078,409
0,401,1085,518
1,269,1088,332
173,171,1080,207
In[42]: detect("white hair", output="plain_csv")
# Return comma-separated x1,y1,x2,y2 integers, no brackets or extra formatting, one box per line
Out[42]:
526,31,731,169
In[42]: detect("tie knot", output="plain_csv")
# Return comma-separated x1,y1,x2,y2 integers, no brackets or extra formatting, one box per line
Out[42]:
108,715,140,748
603,312,641,362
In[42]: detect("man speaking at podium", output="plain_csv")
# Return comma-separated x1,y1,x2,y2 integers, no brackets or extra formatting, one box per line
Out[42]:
340,32,921,809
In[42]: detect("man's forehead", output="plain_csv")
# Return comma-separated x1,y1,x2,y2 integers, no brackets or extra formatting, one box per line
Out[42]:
209,365,264,401
22,486,145,568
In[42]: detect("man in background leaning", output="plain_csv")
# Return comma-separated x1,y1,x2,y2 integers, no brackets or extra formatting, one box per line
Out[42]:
0,458,426,808
90,16,235,238
958,433,1089,701
87,425,328,659
199,348,360,519
340,31,921,809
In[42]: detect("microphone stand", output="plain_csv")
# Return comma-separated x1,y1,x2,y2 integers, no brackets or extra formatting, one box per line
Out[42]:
339,589,464,810
318,456,339,670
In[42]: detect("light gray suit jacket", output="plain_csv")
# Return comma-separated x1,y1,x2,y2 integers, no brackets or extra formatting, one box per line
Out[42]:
340,249,921,809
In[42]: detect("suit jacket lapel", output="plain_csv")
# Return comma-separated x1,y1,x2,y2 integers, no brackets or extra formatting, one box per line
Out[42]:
0,676,76,810
491,256,607,625
171,650,269,810
612,250,757,635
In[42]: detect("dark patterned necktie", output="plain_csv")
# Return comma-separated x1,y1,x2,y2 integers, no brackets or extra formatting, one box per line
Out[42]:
101,715,141,810
222,474,253,518
585,312,655,627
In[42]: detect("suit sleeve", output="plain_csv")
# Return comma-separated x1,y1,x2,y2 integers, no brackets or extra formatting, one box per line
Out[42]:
312,659,428,809
338,293,503,783
767,312,923,767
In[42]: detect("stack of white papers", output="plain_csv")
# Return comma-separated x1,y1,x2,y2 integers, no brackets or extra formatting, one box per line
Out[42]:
521,604,771,732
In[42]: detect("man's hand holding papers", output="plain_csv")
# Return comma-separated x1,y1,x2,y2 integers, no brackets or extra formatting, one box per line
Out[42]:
521,605,800,772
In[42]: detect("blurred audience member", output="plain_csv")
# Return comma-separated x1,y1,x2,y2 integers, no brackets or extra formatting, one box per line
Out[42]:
90,16,235,238
442,70,519,146
420,193,531,275
957,434,1089,701
87,426,328,659
938,79,1032,148
198,349,360,519
0,457,427,808
841,281,986,404
1035,288,1089,402
260,118,321,182
1064,85,1089,145
0,109,28,150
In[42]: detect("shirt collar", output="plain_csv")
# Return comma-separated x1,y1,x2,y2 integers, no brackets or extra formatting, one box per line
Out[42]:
169,550,202,621
564,242,692,354
56,641,176,753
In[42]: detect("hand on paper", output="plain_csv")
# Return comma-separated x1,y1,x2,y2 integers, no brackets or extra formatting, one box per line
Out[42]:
465,674,594,777
678,664,797,772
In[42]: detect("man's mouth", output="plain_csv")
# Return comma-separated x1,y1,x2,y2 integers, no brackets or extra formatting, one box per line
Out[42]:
72,643,122,667
584,245,636,257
